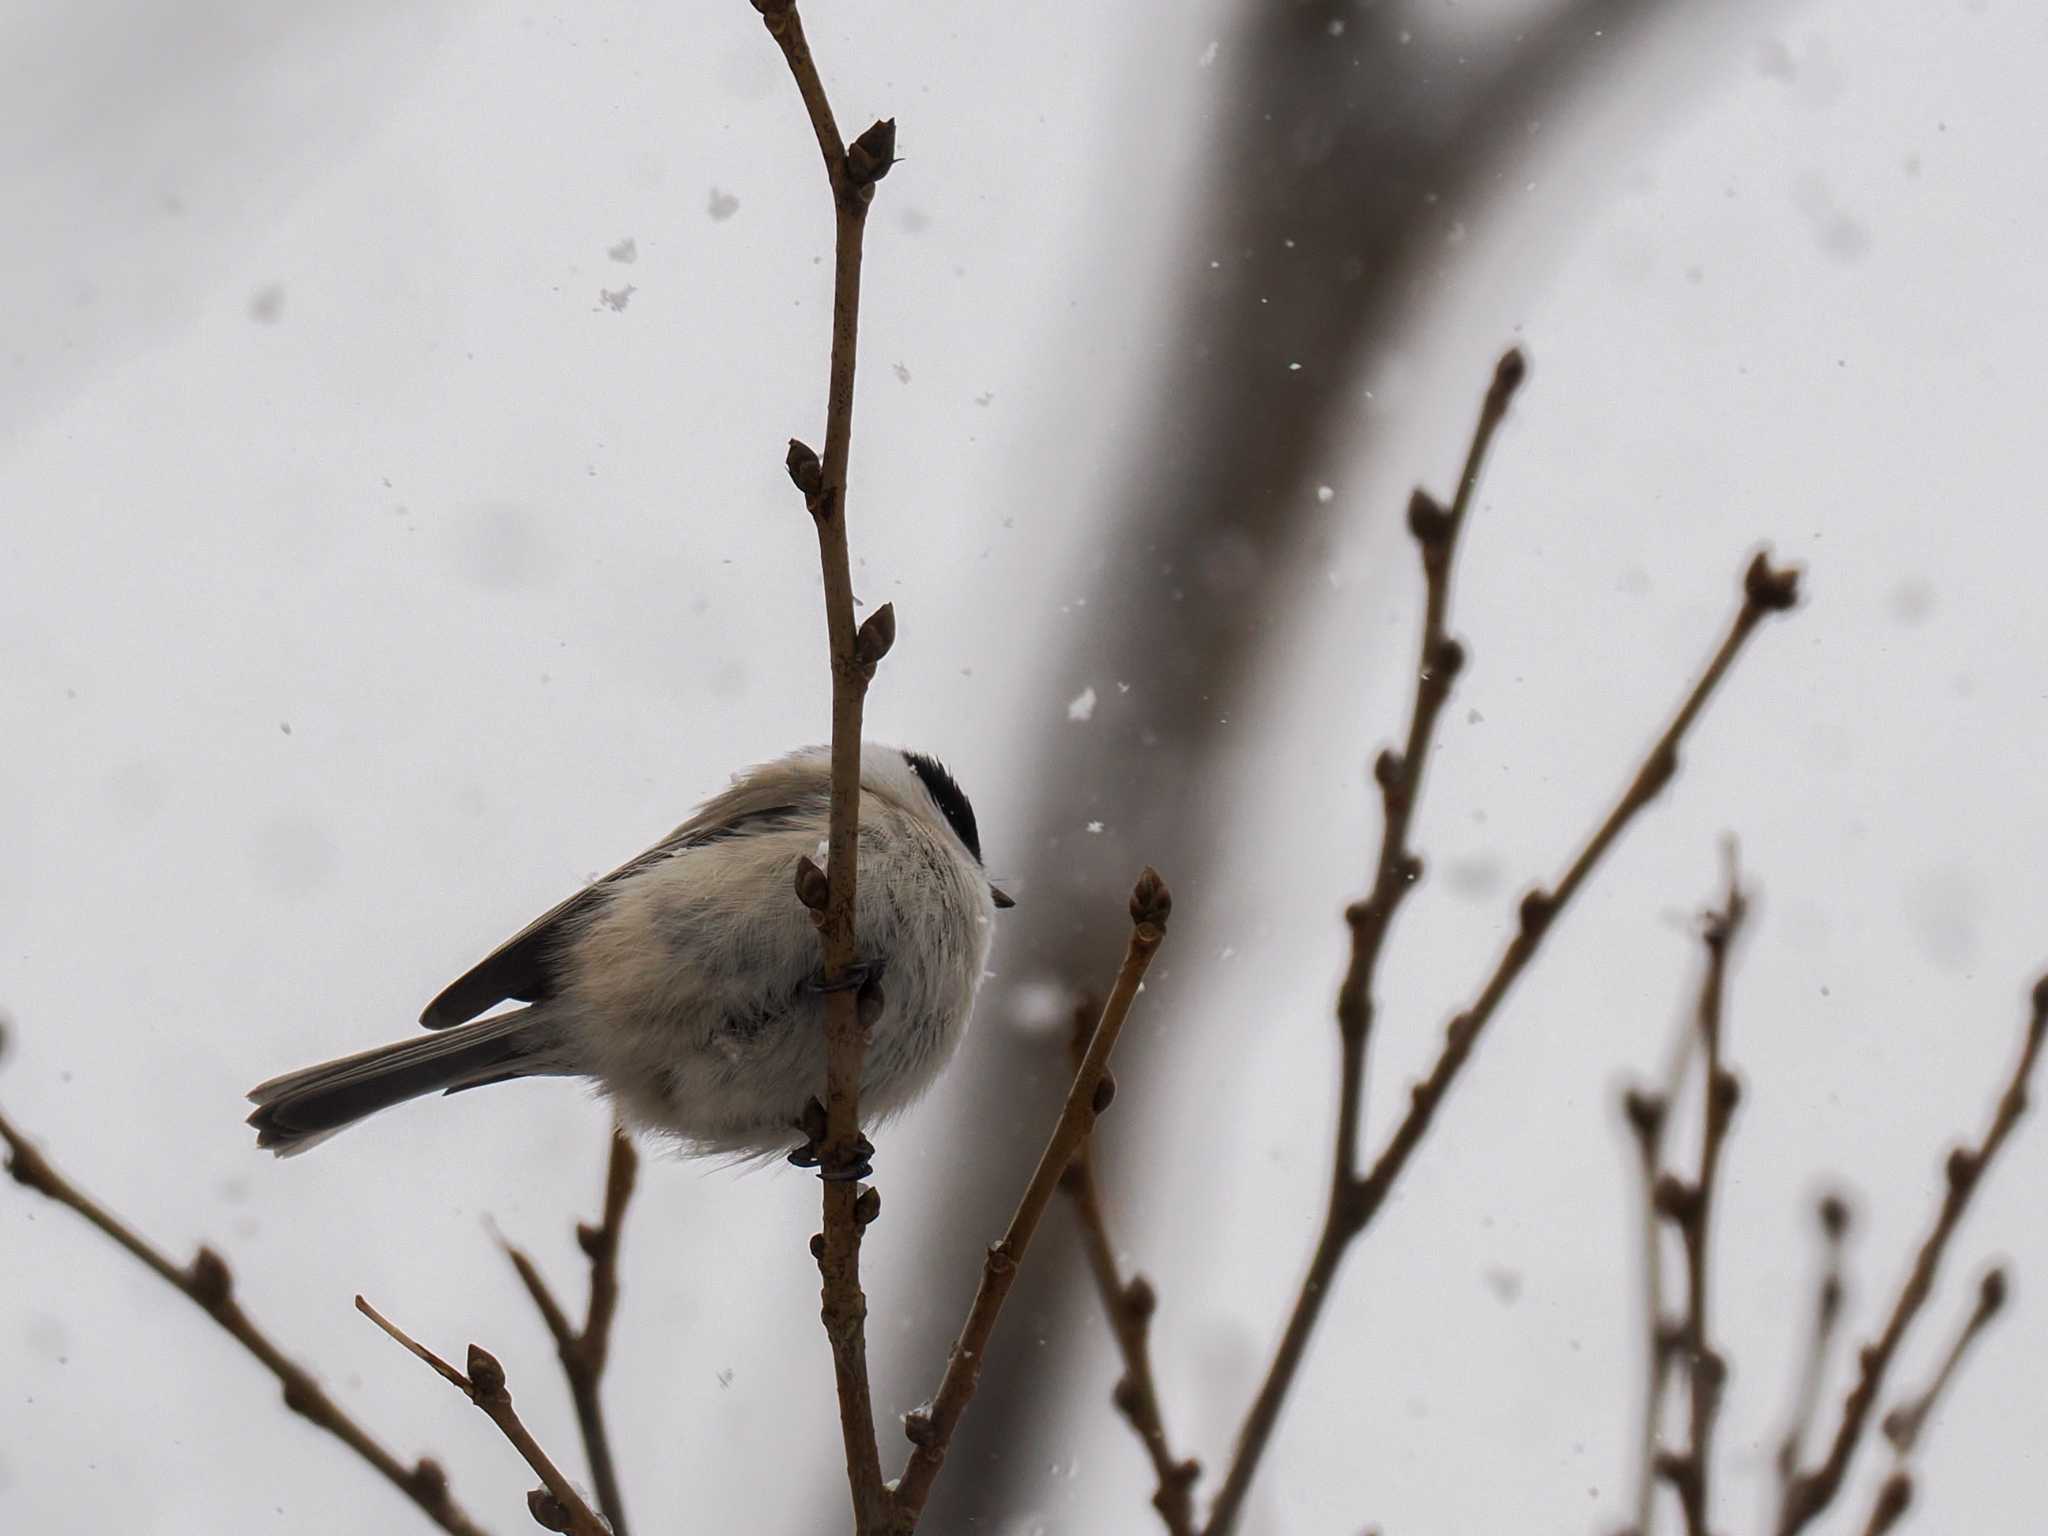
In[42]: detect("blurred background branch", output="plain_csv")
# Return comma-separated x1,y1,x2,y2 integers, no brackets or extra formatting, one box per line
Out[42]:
903,5,1776,1521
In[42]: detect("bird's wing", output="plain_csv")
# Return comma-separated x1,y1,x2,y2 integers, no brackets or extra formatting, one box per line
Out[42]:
418,797,802,1029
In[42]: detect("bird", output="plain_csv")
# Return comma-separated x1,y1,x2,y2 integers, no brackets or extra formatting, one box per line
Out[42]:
246,744,1010,1160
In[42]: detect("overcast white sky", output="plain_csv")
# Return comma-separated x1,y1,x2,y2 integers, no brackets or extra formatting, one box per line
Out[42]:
4,3,2046,1533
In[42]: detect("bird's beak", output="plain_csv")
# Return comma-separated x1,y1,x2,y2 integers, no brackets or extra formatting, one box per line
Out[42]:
990,884,1017,909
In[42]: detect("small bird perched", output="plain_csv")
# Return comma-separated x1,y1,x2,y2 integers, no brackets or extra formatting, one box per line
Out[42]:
247,744,1010,1160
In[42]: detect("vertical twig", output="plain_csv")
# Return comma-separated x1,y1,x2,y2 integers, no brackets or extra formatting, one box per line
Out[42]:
1772,1193,1852,1500
1776,979,2048,1534
890,871,1172,1529
1616,1009,1698,1536
355,1297,608,1536
1854,1265,2009,1535
1201,357,1803,1535
0,1103,490,1536
748,2,900,1529
1058,1000,1200,1536
1651,854,1748,1536
502,1129,640,1536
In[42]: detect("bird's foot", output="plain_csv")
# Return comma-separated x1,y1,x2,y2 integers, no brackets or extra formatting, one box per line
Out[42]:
809,956,886,994
786,1098,875,1181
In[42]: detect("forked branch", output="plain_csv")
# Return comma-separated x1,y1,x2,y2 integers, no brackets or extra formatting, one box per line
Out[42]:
1204,350,1803,1535
890,870,1174,1529
502,1128,640,1535
355,1296,607,1536
1855,1265,2009,1534
0,1100,490,1536
1776,980,2048,1534
1651,856,1749,1536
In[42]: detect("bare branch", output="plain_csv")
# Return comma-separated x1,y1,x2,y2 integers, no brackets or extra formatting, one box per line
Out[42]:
1058,1000,1200,1536
891,870,1173,1528
1858,1473,1914,1536
1652,854,1749,1536
1847,1266,2010,1535
503,1129,639,1536
1776,981,2048,1534
748,1,898,1528
1203,353,1802,1535
1616,1006,1700,1536
355,1297,608,1536
1880,1265,2008,1459
0,1101,489,1536
1772,1193,1852,1497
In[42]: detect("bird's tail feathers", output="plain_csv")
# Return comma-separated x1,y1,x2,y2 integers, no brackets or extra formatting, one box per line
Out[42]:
246,1009,564,1156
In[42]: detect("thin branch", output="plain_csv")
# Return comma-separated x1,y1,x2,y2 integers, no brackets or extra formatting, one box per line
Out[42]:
750,2,901,1530
1776,980,2048,1535
1857,1474,1913,1536
1616,1012,1700,1536
0,1102,489,1536
1203,357,1804,1535
1879,1264,2008,1458
1849,1265,2010,1536
1772,1193,1852,1497
891,870,1173,1529
502,1129,639,1536
1058,1000,1200,1536
1843,1274,2010,1536
1652,854,1749,1536
355,1297,608,1536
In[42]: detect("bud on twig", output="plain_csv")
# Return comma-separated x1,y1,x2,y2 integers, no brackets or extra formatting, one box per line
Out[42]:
1818,1191,1851,1239
527,1489,575,1533
188,1246,234,1308
1130,866,1172,930
1622,1088,1667,1143
1978,1265,2010,1317
1489,346,1529,405
785,438,825,499
465,1345,506,1399
854,602,896,672
1743,551,1801,613
845,118,898,189
1090,1071,1117,1115
795,854,830,913
1406,489,1452,547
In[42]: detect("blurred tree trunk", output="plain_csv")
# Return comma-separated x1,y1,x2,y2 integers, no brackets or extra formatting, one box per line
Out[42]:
870,2,1739,1528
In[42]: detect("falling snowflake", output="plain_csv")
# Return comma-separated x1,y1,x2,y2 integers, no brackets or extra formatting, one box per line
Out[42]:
1067,686,1098,722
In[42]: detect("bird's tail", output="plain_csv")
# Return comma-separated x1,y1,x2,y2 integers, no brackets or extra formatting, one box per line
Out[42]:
246,1008,565,1156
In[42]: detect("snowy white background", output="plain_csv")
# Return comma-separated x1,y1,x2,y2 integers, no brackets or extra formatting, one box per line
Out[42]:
4,2,2046,1532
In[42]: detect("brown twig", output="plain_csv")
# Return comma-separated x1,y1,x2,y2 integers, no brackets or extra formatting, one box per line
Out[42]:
0,1103,489,1536
1651,854,1749,1536
502,1129,639,1536
890,870,1173,1529
1773,1193,1853,1498
1058,1000,1200,1536
1848,1265,2010,1535
1617,1014,1699,1536
355,1296,607,1536
1879,1264,2008,1458
1202,354,1802,1535
1776,980,2048,1535
750,2,900,1529
1858,1473,1914,1536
